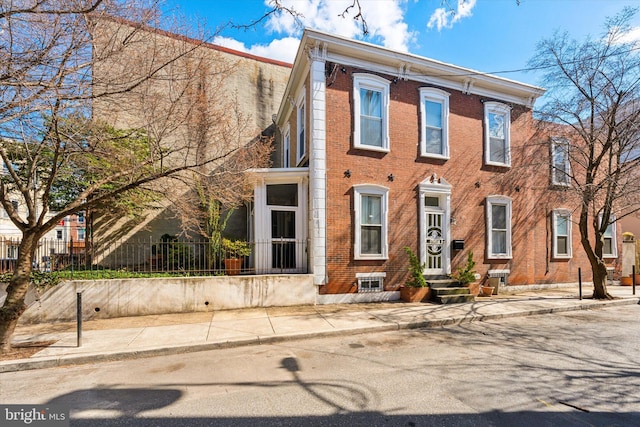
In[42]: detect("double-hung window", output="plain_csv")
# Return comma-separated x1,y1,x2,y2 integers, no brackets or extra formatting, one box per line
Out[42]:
551,137,571,186
552,209,572,258
354,185,389,259
601,216,618,258
353,74,390,152
484,102,511,167
486,196,512,259
420,88,450,159
296,91,306,164
7,245,18,259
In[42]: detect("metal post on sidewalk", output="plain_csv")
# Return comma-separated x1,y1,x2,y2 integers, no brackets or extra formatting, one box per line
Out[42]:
578,268,582,300
633,265,636,296
77,292,82,347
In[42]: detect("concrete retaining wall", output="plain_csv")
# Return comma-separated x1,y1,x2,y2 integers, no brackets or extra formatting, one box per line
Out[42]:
14,275,315,324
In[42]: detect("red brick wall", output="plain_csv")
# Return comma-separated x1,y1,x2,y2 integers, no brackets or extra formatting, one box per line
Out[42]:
320,66,607,294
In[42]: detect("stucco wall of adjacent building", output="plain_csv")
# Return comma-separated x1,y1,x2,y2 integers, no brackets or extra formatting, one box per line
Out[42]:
90,19,291,262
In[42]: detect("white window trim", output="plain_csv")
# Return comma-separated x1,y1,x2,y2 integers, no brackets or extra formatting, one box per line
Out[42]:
551,137,571,186
486,195,512,259
7,245,18,259
419,88,450,159
353,73,390,153
296,90,306,165
356,272,386,292
282,124,291,168
600,214,618,258
354,184,389,260
552,209,572,259
484,102,511,167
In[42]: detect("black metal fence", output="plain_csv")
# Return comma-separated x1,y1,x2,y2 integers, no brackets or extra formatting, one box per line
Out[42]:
0,237,308,278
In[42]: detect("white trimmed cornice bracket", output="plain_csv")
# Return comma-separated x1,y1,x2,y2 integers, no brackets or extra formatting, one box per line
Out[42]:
307,41,328,62
462,78,475,95
397,63,411,81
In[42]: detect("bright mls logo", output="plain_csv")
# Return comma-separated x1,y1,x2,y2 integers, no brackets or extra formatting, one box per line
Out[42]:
2,405,68,426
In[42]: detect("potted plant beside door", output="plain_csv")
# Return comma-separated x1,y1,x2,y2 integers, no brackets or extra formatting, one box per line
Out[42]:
222,238,252,275
400,247,431,302
452,251,480,296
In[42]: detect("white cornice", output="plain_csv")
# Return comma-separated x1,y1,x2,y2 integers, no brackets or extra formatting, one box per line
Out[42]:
277,28,546,126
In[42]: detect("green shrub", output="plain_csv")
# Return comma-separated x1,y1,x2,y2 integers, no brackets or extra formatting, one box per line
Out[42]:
0,271,61,289
452,251,476,285
222,238,252,258
404,246,427,288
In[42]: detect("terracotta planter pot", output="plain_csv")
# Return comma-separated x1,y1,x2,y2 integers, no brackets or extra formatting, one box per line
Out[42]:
480,286,495,297
468,282,480,296
224,258,242,276
621,276,632,286
400,286,431,302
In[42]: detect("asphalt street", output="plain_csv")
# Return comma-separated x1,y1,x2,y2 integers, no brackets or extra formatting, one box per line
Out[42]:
2,303,639,426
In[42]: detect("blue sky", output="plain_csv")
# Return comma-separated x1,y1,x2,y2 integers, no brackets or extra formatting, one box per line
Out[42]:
163,0,640,87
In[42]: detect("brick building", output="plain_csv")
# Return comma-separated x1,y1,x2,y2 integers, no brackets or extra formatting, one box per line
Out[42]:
253,29,620,301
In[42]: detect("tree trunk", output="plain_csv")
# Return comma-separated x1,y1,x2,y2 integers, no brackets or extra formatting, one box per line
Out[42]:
0,232,38,353
591,260,612,300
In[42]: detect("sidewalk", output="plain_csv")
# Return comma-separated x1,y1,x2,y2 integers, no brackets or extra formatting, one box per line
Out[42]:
2,285,638,373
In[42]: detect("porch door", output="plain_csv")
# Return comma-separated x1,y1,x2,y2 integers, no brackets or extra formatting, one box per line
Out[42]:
252,172,308,275
424,195,448,275
269,207,297,271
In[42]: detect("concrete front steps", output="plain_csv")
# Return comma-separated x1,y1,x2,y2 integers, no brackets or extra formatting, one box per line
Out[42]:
426,278,475,304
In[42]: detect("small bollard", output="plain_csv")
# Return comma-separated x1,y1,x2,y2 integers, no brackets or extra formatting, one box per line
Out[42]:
77,292,82,347
578,268,582,300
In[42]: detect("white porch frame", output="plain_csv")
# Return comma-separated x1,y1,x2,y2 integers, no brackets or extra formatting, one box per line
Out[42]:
251,168,309,275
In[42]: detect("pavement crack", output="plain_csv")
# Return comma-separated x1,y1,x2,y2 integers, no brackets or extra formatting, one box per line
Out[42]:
558,400,590,412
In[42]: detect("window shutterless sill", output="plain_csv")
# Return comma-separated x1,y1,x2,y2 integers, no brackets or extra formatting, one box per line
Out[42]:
352,145,390,154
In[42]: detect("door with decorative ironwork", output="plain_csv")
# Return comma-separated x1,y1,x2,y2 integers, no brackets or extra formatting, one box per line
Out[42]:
424,195,447,275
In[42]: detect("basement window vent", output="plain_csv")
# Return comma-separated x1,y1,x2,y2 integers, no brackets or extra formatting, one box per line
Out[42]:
488,269,510,286
606,267,614,284
356,272,385,292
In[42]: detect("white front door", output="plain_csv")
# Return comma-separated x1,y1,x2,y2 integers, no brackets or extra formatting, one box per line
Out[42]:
425,208,445,274
424,196,448,275
419,174,452,276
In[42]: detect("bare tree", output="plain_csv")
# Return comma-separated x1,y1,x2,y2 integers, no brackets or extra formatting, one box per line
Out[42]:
529,7,640,299
0,0,268,352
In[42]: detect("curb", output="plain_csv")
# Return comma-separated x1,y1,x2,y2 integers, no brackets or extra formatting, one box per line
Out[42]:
1,297,637,373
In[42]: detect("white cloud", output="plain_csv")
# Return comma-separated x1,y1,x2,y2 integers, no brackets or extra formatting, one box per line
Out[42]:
212,36,247,53
427,0,477,31
616,26,640,45
214,0,416,62
213,36,300,63
265,0,415,52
